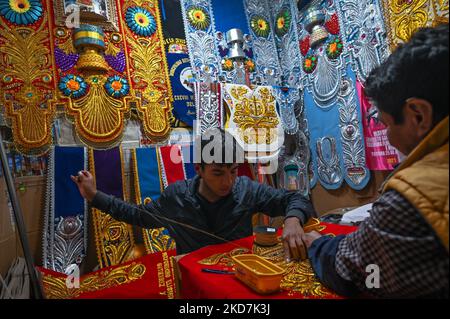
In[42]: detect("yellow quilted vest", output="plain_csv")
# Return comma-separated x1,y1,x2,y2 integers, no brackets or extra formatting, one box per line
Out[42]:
383,117,449,252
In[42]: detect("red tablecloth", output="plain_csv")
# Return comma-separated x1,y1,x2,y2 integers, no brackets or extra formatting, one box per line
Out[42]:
38,250,177,299
178,223,358,299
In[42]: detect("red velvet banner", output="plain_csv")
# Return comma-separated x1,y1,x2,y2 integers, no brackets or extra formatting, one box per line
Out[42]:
178,223,358,299
39,250,177,299
38,223,357,299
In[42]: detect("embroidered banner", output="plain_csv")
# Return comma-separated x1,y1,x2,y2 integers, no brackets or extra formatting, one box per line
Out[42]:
0,0,56,155
39,249,177,299
223,84,284,160
273,87,300,135
334,0,389,83
90,147,135,269
243,0,282,86
180,0,220,82
53,4,132,149
381,0,449,51
43,146,88,273
292,1,370,190
167,53,196,126
304,67,370,190
357,81,400,171
180,0,280,85
159,0,195,126
62,73,131,148
160,0,189,53
293,0,346,108
272,0,303,87
195,82,224,135
120,0,173,141
133,147,176,254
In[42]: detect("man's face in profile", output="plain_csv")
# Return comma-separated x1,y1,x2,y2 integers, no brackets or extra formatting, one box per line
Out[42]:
378,97,435,157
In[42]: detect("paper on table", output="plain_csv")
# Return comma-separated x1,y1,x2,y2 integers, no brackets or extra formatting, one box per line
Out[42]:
341,203,373,224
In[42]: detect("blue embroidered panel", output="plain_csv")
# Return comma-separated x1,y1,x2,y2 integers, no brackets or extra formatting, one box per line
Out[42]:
304,65,371,190
54,146,86,217
135,148,163,202
290,0,375,191
43,146,87,273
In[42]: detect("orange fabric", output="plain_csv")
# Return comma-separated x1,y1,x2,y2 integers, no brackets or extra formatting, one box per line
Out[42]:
178,223,358,299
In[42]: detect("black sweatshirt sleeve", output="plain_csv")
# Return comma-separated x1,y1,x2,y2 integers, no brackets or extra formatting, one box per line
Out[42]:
91,191,168,229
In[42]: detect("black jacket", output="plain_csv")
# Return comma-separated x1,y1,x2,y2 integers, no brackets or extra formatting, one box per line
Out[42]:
91,175,314,254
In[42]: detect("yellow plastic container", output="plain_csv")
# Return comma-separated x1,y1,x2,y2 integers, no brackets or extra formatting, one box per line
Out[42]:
231,254,285,295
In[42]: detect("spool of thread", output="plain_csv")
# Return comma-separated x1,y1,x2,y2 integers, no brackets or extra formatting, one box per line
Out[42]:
254,226,278,247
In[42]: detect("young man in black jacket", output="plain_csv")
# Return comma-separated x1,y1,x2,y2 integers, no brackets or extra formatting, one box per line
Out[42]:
72,129,315,260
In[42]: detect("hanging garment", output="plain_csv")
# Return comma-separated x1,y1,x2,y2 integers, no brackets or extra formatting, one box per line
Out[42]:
0,0,56,155
194,82,224,136
334,0,390,83
121,0,173,141
291,1,372,190
271,0,303,87
223,84,284,162
304,66,370,190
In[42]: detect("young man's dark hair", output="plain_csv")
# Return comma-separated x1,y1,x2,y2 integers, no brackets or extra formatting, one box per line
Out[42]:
364,24,449,125
302,25,449,298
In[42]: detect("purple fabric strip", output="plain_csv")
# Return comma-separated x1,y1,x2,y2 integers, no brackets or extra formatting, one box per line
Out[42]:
93,147,124,199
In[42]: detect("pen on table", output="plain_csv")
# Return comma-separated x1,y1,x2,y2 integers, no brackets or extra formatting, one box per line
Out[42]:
201,268,235,275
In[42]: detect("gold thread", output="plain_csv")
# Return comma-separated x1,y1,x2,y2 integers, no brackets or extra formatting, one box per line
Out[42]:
229,86,279,145
382,0,449,51
196,219,336,297
0,11,56,155
198,248,250,267
65,75,129,146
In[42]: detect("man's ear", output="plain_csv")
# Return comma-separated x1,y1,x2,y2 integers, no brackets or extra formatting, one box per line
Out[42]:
194,164,202,176
404,98,434,138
